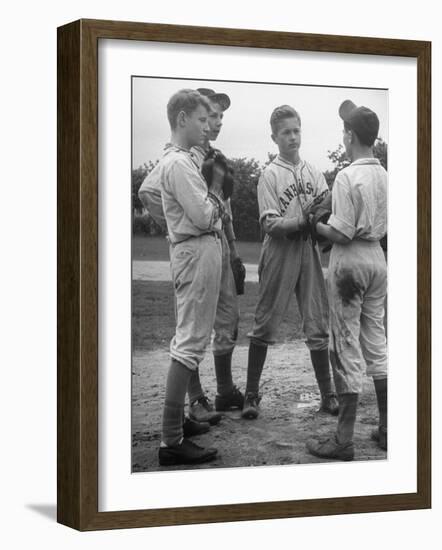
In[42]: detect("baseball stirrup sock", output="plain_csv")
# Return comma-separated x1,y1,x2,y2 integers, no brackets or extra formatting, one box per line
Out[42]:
373,378,387,430
336,393,358,444
162,359,193,447
310,349,334,396
187,368,205,404
214,352,234,395
245,342,268,394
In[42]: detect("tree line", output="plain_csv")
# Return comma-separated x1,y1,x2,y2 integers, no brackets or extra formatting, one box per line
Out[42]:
132,139,388,241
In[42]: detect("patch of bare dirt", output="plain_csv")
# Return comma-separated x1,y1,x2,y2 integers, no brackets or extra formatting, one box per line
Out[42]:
132,342,386,472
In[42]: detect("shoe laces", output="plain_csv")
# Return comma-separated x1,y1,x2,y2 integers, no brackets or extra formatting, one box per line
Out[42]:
245,391,261,405
183,438,204,451
197,395,213,411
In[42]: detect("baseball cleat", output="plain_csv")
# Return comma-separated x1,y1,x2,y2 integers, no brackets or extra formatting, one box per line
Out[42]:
306,435,354,461
183,416,210,438
241,392,261,420
215,386,245,411
158,439,218,466
319,393,339,416
189,396,222,425
370,426,387,451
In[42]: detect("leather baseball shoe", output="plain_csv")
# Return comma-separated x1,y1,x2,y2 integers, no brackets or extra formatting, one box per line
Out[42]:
215,386,244,411
183,417,210,438
189,396,222,425
241,392,261,420
306,435,354,461
319,393,339,416
159,439,218,466
371,426,387,451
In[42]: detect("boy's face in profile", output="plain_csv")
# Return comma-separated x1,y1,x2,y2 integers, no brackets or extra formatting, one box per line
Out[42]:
207,101,224,141
182,104,210,148
272,116,301,158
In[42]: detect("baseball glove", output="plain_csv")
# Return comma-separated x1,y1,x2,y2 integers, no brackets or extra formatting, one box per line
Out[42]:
201,148,235,200
308,191,332,244
231,256,246,295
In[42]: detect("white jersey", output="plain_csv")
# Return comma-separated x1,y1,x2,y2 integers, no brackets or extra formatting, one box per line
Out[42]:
138,143,234,239
139,144,222,244
258,155,329,224
138,160,166,229
328,158,387,241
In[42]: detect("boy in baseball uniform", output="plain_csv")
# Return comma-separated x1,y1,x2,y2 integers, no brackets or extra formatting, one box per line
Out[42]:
242,105,338,420
187,88,244,424
154,89,227,466
307,100,388,461
139,88,244,430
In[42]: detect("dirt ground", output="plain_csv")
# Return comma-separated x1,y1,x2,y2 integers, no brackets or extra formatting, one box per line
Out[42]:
132,239,386,472
132,342,386,472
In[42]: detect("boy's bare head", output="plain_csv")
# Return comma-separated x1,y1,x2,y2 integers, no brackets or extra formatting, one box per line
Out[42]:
167,89,211,130
270,105,301,134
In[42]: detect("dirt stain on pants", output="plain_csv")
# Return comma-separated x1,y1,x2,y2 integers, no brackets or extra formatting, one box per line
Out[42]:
336,269,362,306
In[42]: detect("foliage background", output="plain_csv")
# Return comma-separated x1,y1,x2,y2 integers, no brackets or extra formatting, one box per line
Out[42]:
133,139,388,240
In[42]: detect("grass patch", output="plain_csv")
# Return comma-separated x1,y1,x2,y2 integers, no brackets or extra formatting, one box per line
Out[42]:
132,280,304,351
132,235,330,266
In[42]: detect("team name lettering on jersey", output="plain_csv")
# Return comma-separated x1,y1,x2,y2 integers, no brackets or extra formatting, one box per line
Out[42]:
258,157,329,223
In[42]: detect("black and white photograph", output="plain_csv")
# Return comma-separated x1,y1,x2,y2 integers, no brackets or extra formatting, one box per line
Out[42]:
131,76,389,472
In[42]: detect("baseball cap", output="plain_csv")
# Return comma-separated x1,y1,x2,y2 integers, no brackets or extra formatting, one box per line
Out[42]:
339,99,380,146
197,88,231,111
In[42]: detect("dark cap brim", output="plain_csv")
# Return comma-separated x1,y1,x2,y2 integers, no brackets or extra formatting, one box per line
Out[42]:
197,88,231,111
209,93,231,111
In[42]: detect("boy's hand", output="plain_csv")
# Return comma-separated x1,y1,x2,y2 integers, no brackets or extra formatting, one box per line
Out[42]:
265,215,304,238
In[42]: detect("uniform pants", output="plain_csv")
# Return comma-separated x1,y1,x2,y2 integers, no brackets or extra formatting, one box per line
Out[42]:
213,233,240,355
328,240,388,394
249,235,329,350
169,234,222,371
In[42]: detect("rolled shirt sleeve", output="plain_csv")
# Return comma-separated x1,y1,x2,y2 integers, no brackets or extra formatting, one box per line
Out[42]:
138,164,167,229
328,173,357,240
257,171,282,223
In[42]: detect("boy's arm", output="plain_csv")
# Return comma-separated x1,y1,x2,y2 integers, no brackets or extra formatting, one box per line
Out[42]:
167,157,224,231
262,215,306,238
317,173,355,245
258,171,306,239
222,199,240,259
138,167,167,229
315,222,351,244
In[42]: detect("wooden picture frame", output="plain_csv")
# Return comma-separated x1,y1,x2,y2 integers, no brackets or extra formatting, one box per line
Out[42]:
57,18,431,531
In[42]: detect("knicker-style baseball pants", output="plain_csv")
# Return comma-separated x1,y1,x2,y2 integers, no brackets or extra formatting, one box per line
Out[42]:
249,235,329,350
169,234,222,371
213,232,240,355
328,240,388,394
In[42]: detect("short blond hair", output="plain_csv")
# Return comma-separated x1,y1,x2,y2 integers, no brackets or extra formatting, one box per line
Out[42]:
167,89,211,130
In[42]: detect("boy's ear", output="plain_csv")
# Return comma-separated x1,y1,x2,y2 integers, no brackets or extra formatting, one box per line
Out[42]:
271,133,277,144
177,110,187,128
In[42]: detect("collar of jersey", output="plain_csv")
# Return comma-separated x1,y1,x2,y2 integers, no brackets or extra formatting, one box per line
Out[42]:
275,155,304,169
163,142,191,155
351,158,381,166
192,144,209,154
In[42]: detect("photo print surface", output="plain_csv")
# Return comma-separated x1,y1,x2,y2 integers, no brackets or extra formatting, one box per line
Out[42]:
131,76,388,473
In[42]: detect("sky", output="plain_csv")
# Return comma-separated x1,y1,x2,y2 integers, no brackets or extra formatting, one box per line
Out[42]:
132,76,388,172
